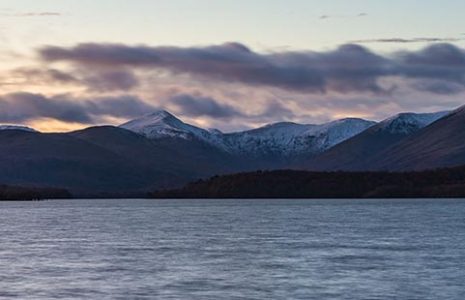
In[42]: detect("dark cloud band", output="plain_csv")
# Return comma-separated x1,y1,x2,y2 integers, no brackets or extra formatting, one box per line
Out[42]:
39,42,465,95
170,94,244,119
0,93,155,123
13,68,139,92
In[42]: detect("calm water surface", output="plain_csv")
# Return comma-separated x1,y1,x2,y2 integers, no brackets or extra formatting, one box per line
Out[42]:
0,199,464,299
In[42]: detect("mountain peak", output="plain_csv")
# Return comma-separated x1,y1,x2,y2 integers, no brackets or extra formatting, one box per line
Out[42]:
137,110,183,125
120,110,181,128
119,110,212,141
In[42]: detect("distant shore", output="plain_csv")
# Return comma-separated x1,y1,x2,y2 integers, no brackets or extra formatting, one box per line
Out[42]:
151,167,465,199
0,185,71,201
4,165,465,200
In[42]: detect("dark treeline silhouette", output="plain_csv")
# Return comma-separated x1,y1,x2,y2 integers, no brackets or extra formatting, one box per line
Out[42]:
151,165,465,199
0,185,71,201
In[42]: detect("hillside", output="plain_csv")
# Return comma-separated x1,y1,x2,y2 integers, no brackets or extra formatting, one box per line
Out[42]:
305,111,448,171
365,106,465,171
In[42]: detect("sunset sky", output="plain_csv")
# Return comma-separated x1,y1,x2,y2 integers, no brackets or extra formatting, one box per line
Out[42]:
1,0,465,132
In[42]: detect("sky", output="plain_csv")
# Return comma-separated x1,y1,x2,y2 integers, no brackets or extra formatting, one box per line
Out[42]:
1,0,465,132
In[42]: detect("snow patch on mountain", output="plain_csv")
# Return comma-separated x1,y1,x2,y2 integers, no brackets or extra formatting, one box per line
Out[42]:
300,118,378,152
379,111,450,134
222,118,376,155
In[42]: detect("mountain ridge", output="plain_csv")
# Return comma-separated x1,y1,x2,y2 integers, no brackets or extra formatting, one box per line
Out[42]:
363,105,465,171
304,110,451,171
119,110,376,157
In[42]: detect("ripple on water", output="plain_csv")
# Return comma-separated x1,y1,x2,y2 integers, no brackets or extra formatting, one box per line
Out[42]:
0,198,464,299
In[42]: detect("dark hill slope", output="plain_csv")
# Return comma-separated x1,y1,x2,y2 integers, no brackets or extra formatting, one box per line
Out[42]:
0,130,155,194
304,126,411,171
304,112,448,171
0,127,246,196
71,126,247,178
366,107,465,171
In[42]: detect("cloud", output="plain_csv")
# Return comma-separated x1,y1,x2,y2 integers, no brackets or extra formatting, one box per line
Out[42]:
412,80,465,95
40,43,162,66
39,42,394,94
81,95,156,118
258,100,296,119
352,37,464,44
39,42,465,95
13,68,78,84
0,93,91,123
170,94,244,119
13,68,139,92
83,70,139,92
398,43,465,66
4,42,463,131
0,93,156,123
0,90,279,130
396,44,465,85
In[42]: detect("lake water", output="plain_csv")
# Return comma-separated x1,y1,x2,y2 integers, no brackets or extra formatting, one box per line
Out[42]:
0,199,464,299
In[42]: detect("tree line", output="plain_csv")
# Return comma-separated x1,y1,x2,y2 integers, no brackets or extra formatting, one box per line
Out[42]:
151,166,465,198
0,185,71,201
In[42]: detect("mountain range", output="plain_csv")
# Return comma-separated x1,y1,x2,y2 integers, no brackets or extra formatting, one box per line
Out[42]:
0,105,463,196
120,110,376,158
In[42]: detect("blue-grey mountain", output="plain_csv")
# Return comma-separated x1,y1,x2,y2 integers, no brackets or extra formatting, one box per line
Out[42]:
1,106,465,196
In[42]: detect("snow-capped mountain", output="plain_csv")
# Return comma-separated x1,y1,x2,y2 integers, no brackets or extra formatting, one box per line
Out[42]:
119,110,375,156
222,118,376,156
377,111,449,134
361,107,465,171
0,125,37,132
304,110,451,171
221,122,316,155
119,110,222,144
119,109,453,159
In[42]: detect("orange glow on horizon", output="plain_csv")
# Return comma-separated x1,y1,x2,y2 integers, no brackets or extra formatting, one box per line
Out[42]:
27,118,89,133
